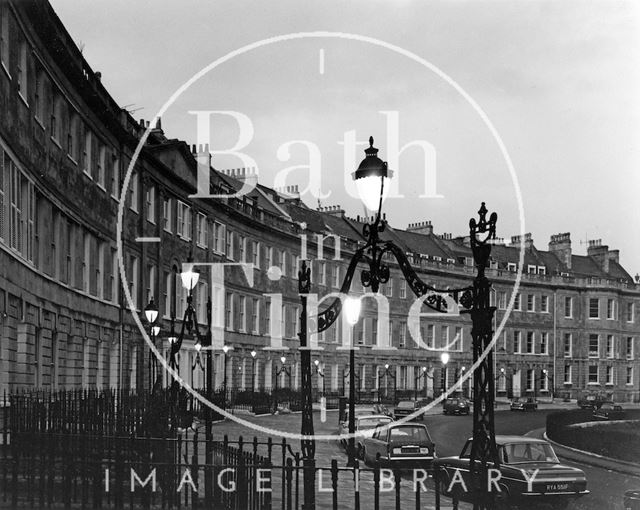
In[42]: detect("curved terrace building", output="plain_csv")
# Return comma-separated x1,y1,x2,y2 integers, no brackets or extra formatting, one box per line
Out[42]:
0,0,638,402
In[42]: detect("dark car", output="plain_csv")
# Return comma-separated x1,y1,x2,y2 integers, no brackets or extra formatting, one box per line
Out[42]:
510,397,538,412
577,394,611,410
362,422,436,469
593,403,625,420
624,489,640,510
443,398,470,415
434,435,589,509
393,400,427,421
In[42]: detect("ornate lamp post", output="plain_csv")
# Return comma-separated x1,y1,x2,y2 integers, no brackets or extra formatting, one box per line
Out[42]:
382,363,397,402
314,359,325,396
275,355,291,391
144,299,160,391
222,345,230,408
460,366,468,398
251,350,257,393
343,295,361,467
297,137,499,510
414,366,428,400
167,262,211,433
440,352,450,396
542,368,554,401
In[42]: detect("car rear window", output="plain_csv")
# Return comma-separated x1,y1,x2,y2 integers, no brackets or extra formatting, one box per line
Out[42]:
389,426,430,442
397,401,415,409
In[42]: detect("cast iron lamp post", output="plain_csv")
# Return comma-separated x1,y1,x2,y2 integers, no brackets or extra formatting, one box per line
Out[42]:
166,263,213,435
382,363,397,403
251,350,257,393
222,345,230,409
314,359,325,396
440,352,450,396
414,366,428,400
144,299,160,391
343,295,361,467
275,355,291,390
460,366,468,398
297,137,499,510
542,368,554,400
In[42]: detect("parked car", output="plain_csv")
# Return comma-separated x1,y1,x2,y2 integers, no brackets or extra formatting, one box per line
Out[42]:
593,403,625,421
393,400,427,421
340,406,378,425
443,398,470,415
434,435,589,509
510,397,538,411
577,394,612,410
337,414,393,451
362,422,436,469
624,489,640,510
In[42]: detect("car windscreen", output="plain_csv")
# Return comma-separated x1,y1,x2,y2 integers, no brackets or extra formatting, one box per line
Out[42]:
397,401,415,409
358,417,391,429
501,443,559,464
389,426,430,443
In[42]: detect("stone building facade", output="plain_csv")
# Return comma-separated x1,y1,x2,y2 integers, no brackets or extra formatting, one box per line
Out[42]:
0,0,638,402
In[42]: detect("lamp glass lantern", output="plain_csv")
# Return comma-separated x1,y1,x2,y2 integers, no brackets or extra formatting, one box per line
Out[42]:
344,296,361,326
351,136,393,214
441,352,450,365
144,299,159,324
180,264,200,291
280,355,286,365
151,325,161,337
251,350,257,358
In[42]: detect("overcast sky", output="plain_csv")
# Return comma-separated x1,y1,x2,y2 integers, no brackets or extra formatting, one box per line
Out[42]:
50,0,640,276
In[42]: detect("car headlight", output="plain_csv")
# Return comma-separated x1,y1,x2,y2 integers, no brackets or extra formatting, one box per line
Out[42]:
392,448,403,454
419,447,429,454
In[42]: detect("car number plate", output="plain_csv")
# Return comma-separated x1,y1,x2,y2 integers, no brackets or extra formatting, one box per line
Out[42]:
546,483,569,492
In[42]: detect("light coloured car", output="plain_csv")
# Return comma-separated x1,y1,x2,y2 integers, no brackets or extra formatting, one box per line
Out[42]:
338,414,392,454
361,422,436,469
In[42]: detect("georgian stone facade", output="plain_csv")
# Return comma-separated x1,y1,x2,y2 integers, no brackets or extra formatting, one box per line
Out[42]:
0,0,638,402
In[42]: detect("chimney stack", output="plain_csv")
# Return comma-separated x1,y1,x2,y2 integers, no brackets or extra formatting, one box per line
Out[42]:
407,220,434,235
548,233,572,270
587,239,618,274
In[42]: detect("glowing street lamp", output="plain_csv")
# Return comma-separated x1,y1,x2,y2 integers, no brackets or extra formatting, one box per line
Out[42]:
352,136,394,214
180,263,199,291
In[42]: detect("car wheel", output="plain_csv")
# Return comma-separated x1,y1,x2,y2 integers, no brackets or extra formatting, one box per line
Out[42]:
494,486,510,510
437,471,450,497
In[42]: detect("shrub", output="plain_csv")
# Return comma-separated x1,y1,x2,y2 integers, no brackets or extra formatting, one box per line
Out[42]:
547,410,640,463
